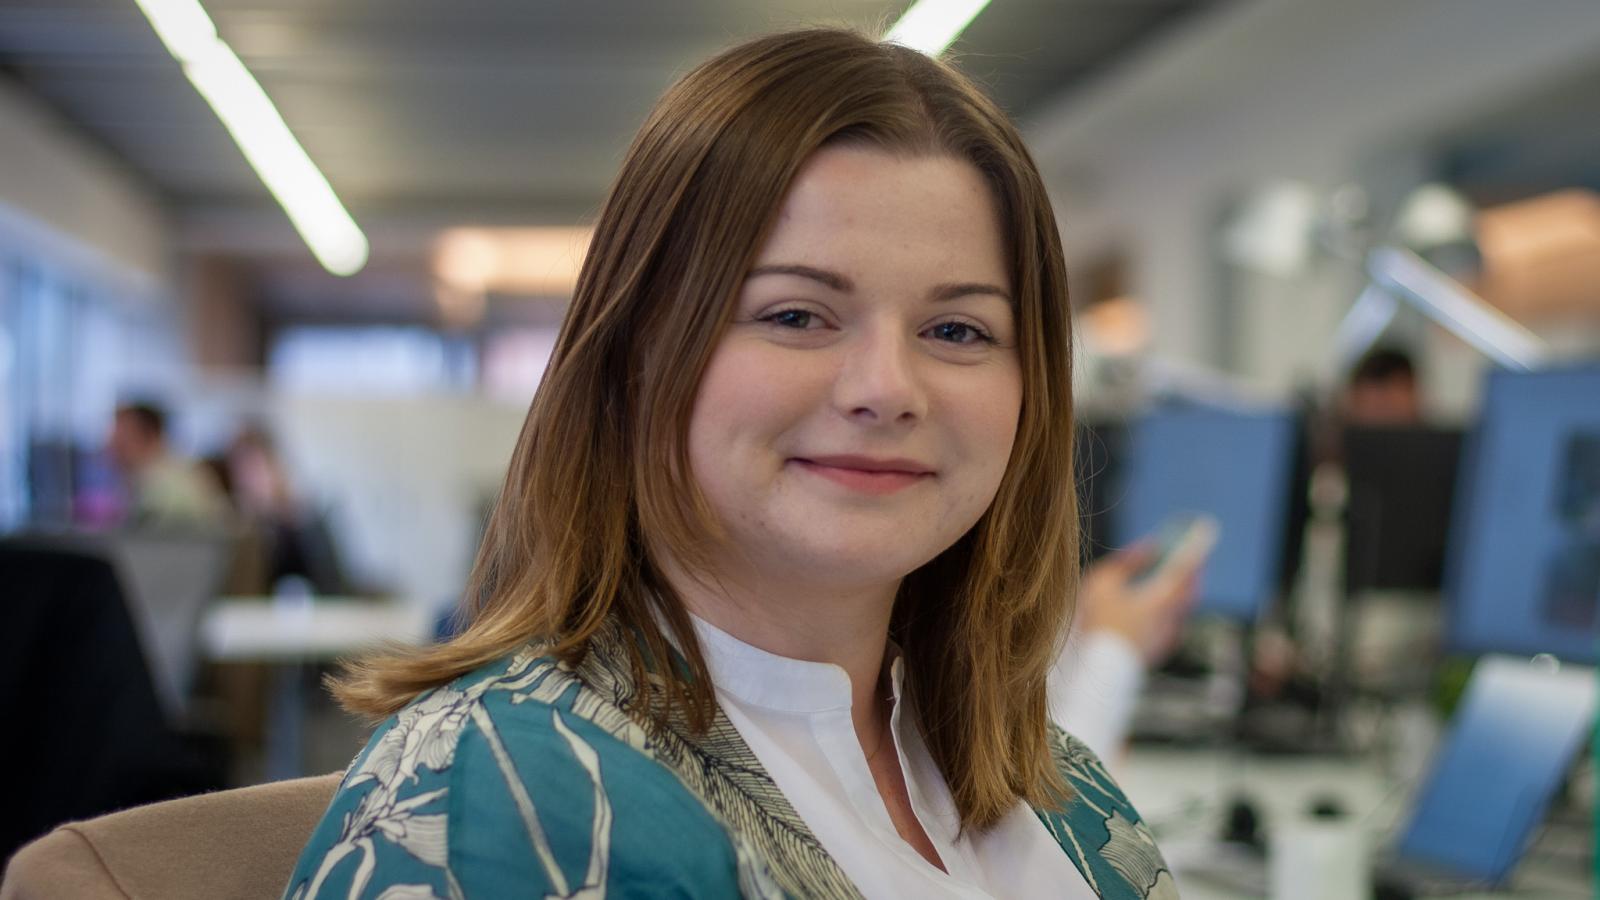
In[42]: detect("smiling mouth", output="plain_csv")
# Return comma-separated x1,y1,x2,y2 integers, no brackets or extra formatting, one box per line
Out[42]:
789,456,935,495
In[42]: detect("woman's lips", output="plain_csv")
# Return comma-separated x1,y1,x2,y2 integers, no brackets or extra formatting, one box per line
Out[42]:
789,457,934,495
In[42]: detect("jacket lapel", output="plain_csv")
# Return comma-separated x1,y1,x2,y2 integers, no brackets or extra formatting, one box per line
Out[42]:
1031,727,1179,900
577,623,863,899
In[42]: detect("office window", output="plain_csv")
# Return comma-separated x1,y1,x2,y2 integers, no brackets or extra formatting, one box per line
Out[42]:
0,260,184,528
480,327,559,403
268,326,477,394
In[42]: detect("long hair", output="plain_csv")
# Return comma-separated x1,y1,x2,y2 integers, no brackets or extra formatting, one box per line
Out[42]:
333,27,1079,831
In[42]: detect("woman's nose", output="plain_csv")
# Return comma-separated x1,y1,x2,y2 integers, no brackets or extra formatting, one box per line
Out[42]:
831,326,928,426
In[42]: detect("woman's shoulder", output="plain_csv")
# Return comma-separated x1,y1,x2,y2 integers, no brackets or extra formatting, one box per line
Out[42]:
284,649,774,899
1036,725,1179,900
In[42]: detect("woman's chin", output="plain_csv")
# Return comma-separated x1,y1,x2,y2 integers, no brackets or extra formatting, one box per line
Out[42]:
741,535,944,592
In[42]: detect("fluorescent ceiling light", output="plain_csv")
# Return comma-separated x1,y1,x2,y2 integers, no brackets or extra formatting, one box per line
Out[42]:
884,0,993,56
132,0,368,276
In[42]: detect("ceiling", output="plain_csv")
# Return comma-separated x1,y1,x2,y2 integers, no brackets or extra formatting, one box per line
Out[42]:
1439,57,1600,207
0,0,1218,289
5,0,1598,331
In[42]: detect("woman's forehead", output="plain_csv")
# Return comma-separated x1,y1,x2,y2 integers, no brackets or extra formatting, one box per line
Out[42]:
753,146,1010,293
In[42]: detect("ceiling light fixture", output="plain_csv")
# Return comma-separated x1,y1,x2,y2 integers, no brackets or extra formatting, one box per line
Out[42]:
883,0,993,56
132,0,368,276
434,226,593,297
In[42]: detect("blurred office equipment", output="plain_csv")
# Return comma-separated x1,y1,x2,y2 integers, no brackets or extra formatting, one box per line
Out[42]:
0,541,224,863
104,531,238,719
1076,418,1129,564
1445,365,1600,664
1342,426,1464,593
1325,426,1467,735
21,439,76,527
1146,656,1598,898
19,529,238,719
1103,404,1310,747
1335,247,1550,375
1114,404,1302,620
1390,655,1598,890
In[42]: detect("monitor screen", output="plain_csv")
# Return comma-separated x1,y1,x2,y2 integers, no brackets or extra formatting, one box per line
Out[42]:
1445,365,1600,663
1396,656,1597,883
1113,405,1299,620
1076,419,1129,565
1343,426,1464,592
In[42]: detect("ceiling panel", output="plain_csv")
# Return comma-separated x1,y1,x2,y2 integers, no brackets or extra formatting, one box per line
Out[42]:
1440,59,1600,205
0,0,1223,319
2,0,1222,211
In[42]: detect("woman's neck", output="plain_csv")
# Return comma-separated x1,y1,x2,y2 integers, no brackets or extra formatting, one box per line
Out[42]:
662,558,900,753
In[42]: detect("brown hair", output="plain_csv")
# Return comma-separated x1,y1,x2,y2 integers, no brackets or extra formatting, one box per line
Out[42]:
334,27,1078,831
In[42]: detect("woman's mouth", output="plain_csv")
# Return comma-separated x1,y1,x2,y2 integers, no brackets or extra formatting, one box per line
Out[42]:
789,455,935,495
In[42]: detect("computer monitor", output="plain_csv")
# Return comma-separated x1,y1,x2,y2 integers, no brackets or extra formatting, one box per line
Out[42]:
1342,426,1464,592
1445,365,1600,663
1075,419,1129,564
1393,655,1597,885
1113,405,1300,620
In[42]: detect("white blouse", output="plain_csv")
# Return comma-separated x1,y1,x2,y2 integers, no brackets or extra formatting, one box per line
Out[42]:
690,615,1104,899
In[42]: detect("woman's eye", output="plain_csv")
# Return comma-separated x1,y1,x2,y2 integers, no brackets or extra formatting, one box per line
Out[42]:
925,320,995,345
759,308,820,329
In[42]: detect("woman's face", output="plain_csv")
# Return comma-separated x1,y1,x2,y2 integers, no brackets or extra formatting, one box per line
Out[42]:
686,144,1023,592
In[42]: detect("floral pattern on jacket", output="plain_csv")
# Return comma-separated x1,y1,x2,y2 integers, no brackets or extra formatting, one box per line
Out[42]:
284,624,1175,899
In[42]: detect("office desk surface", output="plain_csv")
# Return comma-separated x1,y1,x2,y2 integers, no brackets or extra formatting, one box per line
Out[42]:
200,596,434,662
1117,746,1593,900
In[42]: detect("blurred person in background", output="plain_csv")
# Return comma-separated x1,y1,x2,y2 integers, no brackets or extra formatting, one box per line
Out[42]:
208,422,354,596
225,424,300,526
223,423,310,588
287,28,1174,900
106,401,229,530
1342,345,1422,426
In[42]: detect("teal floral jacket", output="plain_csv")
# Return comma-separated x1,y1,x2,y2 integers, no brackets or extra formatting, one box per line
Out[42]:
284,624,1177,899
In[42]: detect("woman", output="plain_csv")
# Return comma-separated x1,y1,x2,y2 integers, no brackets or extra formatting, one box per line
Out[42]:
287,28,1175,900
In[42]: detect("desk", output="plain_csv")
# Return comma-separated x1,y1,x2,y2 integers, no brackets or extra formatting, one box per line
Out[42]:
1118,747,1593,899
200,597,435,779
200,596,434,662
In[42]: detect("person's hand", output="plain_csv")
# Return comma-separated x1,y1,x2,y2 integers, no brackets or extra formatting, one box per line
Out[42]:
1076,542,1204,666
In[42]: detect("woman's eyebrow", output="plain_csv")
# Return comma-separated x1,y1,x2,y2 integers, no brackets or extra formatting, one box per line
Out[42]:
746,264,852,292
746,264,1013,305
930,282,1013,305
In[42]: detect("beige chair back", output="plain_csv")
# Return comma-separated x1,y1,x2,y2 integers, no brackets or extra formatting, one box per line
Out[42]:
1,773,340,900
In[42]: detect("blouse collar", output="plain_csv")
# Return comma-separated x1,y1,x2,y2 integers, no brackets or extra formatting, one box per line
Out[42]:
688,612,906,716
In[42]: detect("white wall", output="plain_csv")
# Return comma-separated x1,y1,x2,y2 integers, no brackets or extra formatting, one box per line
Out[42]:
186,376,533,611
276,392,529,610
1029,0,1600,411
